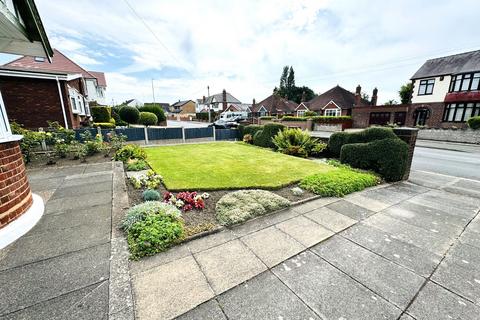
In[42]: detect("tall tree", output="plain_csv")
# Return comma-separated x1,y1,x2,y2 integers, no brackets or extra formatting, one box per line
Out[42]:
279,66,289,91
399,83,413,104
273,66,316,103
287,66,295,91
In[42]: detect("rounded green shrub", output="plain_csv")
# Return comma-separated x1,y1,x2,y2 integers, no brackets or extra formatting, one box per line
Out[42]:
216,190,290,226
467,116,480,130
143,189,161,201
328,127,397,157
114,144,147,162
93,122,115,129
139,112,158,126
253,123,285,148
119,106,140,124
340,138,408,182
91,106,111,123
139,105,166,123
272,128,316,157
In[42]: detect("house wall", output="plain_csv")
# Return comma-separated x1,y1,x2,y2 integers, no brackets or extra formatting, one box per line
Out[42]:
0,76,80,129
411,75,451,104
180,101,196,114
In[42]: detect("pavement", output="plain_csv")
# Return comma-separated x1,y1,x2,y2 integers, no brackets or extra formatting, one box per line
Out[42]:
0,162,114,320
129,170,480,320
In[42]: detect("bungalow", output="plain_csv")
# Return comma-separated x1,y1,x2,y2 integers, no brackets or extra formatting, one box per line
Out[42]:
252,94,298,117
224,103,252,113
196,89,241,113
0,49,107,129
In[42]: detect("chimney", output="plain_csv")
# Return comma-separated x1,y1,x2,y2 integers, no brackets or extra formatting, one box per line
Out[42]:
371,88,378,106
222,89,227,111
301,91,306,102
202,95,205,103
354,85,361,106
252,98,256,108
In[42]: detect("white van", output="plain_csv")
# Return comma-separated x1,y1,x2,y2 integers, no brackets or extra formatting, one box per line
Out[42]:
219,111,247,121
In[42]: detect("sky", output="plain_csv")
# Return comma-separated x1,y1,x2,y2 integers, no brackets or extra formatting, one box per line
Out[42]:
1,0,480,105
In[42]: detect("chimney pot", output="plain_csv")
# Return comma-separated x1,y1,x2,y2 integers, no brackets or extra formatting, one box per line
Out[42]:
222,89,227,111
202,95,205,103
371,88,378,106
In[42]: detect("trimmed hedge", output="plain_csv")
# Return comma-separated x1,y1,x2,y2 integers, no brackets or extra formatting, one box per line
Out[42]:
241,124,263,138
340,138,409,182
259,116,273,120
119,106,140,124
328,127,397,157
467,116,480,130
196,111,218,121
280,116,352,122
93,122,115,129
139,112,158,126
253,123,285,148
139,105,166,123
91,106,111,122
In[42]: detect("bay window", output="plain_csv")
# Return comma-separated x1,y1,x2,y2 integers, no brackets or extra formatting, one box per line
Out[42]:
449,72,480,92
443,102,480,122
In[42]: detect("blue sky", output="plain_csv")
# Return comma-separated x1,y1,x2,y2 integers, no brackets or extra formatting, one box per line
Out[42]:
1,0,480,105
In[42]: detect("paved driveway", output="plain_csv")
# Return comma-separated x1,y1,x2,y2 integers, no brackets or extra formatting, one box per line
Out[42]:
0,162,114,320
130,171,480,320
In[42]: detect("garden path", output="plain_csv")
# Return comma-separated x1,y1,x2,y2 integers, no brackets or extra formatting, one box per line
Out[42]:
130,170,480,320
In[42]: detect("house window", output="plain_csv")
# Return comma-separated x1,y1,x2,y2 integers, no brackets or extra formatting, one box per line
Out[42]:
324,108,340,117
443,102,480,122
0,91,12,140
297,110,306,117
70,97,77,112
450,73,480,92
418,79,435,95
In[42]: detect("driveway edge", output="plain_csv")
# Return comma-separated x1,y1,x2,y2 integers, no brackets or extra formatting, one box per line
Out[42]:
109,161,135,320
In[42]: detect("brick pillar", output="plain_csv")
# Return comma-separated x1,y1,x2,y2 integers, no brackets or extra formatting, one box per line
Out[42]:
0,140,33,228
393,127,419,180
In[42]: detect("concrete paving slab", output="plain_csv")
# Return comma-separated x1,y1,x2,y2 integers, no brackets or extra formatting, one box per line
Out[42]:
398,314,415,320
28,177,64,192
361,187,414,206
194,239,266,294
409,190,480,218
35,189,55,203
45,190,112,213
176,299,227,320
187,229,237,254
241,226,305,267
382,202,465,237
273,251,401,320
459,230,480,249
304,207,357,232
363,214,454,255
50,181,112,199
0,282,105,320
341,223,441,277
291,197,338,214
0,243,110,316
276,215,334,247
444,243,480,271
129,244,191,275
409,170,457,189
84,162,113,173
229,209,298,237
466,215,480,234
67,280,109,320
343,193,391,212
407,281,480,320
62,172,112,187
326,199,374,220
132,255,214,320
217,271,320,320
312,235,424,309
443,185,480,199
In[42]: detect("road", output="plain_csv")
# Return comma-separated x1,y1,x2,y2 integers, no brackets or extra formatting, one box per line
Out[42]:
412,140,480,180
167,120,209,128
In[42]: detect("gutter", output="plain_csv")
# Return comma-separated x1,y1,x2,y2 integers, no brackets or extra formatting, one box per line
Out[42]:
55,76,69,129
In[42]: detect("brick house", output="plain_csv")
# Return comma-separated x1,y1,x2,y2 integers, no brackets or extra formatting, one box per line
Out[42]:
196,89,241,113
171,100,196,115
353,50,480,128
251,93,298,117
0,49,107,129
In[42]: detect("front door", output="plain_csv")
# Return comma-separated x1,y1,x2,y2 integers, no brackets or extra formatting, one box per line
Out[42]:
414,109,428,126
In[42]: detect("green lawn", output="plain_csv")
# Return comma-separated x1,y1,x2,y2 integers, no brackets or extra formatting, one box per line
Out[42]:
144,142,333,190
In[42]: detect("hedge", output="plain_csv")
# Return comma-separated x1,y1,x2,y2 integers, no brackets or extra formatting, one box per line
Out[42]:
240,124,263,138
253,123,285,148
196,111,218,121
93,122,116,129
340,138,408,182
328,127,397,157
279,115,352,122
91,106,111,123
259,116,273,120
139,112,158,126
139,104,166,122
119,106,140,124
467,116,480,130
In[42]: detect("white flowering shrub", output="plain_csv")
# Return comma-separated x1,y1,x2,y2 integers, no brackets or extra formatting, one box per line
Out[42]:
216,190,290,226
121,201,181,231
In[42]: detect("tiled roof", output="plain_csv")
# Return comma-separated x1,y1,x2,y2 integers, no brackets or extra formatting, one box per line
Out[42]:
89,71,107,87
204,92,241,104
252,94,298,113
3,49,96,79
172,100,194,107
411,50,480,79
307,85,369,110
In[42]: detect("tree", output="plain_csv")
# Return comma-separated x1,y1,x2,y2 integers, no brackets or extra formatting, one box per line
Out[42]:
287,66,295,91
273,66,316,103
361,92,370,101
279,66,289,91
399,83,413,104
384,99,398,105
289,86,316,104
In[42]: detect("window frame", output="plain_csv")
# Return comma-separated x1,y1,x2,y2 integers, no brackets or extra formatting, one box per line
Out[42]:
443,102,480,122
0,90,12,140
449,72,480,92
418,79,435,95
324,108,341,117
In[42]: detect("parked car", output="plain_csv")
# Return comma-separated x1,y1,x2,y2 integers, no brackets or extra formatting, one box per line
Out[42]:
209,118,240,129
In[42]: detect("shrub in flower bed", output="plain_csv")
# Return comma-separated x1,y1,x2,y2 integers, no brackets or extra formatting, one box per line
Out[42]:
126,159,149,171
121,201,184,259
216,190,291,226
143,189,161,201
129,170,162,189
163,191,209,212
300,161,380,197
114,144,147,162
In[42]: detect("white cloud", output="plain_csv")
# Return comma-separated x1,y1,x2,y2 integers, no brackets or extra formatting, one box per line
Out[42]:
36,0,480,104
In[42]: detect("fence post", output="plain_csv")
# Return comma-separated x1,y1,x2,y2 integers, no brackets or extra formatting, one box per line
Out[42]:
212,127,216,141
144,126,149,145
182,127,186,143
38,127,47,151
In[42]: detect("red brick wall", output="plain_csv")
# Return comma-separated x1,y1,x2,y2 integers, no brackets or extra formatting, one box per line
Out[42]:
0,76,81,129
0,141,33,229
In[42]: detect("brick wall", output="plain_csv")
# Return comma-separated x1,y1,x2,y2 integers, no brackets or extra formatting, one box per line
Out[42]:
0,141,33,228
418,128,480,143
393,128,419,180
0,76,81,129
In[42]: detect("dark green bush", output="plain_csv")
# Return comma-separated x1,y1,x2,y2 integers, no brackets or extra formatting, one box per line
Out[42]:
328,127,397,157
139,112,158,126
91,106,111,123
119,106,140,124
253,123,285,148
242,125,264,137
93,122,116,129
467,116,480,130
304,111,317,117
139,105,166,123
281,116,307,121
114,144,147,162
340,138,408,182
